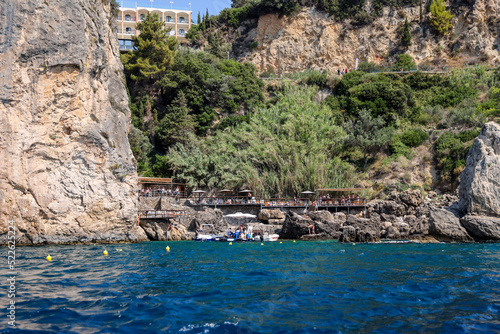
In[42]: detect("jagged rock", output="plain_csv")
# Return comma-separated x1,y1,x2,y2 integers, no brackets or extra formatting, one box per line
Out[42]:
340,215,380,243
383,225,401,239
0,0,141,245
340,226,356,243
398,189,424,207
459,122,500,218
380,213,398,223
460,215,500,241
188,208,227,234
428,206,473,242
404,215,429,235
258,209,286,223
279,213,313,239
332,212,347,224
379,201,406,216
307,210,334,223
300,232,330,240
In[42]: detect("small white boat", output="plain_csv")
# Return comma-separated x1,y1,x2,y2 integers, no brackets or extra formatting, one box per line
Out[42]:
263,232,279,242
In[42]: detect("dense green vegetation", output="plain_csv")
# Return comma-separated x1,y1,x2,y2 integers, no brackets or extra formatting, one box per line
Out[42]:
123,14,500,197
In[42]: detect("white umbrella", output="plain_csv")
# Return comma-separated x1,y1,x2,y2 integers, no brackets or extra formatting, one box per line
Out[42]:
192,190,206,193
239,189,253,193
224,212,257,218
301,191,315,194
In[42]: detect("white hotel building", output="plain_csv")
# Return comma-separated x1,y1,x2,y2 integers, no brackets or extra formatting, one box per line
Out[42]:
116,6,192,50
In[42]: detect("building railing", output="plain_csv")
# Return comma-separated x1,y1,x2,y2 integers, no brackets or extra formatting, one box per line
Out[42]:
139,189,188,198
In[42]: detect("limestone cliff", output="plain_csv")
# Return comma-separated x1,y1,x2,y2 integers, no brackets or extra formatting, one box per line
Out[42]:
236,0,499,74
459,122,500,217
0,0,146,244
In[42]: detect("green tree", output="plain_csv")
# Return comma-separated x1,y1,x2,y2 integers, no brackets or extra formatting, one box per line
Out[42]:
402,18,412,47
128,125,153,173
394,53,416,71
429,0,454,35
197,11,201,24
344,109,395,168
123,13,178,81
156,91,195,150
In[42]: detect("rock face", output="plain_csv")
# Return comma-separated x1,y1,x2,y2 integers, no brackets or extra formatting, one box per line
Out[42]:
238,2,499,74
460,215,500,241
258,208,286,224
0,0,143,244
428,206,472,242
459,122,500,218
340,216,381,243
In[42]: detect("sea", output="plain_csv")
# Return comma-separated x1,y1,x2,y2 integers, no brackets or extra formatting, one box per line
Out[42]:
3,241,500,333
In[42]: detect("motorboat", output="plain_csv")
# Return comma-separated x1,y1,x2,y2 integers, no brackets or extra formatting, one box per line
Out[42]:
195,224,224,241
262,232,279,242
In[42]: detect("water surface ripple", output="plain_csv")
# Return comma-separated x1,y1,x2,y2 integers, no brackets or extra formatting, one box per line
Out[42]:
4,241,500,333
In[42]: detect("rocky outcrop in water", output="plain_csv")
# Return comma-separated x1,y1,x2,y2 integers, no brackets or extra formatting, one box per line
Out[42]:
459,122,500,218
0,0,145,245
460,215,500,241
428,206,473,242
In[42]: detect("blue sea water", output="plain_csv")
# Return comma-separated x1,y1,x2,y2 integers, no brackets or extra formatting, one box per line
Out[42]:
3,241,500,333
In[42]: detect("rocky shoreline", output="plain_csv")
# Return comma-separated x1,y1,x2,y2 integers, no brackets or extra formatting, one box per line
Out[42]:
3,122,500,246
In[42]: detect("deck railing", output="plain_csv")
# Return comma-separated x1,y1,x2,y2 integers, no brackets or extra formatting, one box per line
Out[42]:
184,197,366,207
138,210,185,219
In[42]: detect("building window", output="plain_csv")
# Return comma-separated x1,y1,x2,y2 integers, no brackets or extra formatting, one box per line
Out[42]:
166,16,171,22
119,39,135,51
140,14,145,21
125,14,131,21
179,17,185,23
179,29,185,35
125,27,132,34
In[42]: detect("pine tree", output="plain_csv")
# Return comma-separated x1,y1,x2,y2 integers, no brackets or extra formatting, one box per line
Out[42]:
156,91,195,149
429,0,454,35
197,11,201,24
123,13,178,81
402,18,412,47
419,0,423,23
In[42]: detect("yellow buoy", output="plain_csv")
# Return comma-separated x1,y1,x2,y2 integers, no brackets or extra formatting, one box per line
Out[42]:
229,242,232,245
103,249,108,256
293,240,296,243
352,243,356,246
261,243,264,245
46,255,52,261
166,246,170,252
280,242,282,244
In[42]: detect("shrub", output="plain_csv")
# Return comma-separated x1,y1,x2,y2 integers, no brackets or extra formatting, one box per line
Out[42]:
394,54,416,71
304,70,328,88
400,128,429,147
358,61,379,73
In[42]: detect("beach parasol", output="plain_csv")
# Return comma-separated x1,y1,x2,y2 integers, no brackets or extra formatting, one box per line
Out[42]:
192,189,206,201
224,212,257,218
239,189,253,193
301,190,315,194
